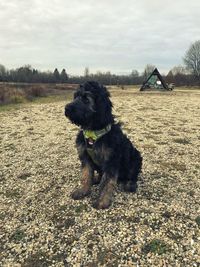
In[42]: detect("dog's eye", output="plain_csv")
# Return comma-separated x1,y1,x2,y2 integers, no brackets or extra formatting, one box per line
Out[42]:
74,94,81,100
82,96,89,104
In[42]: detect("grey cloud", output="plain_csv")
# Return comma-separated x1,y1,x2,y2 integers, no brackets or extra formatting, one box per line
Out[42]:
0,0,199,74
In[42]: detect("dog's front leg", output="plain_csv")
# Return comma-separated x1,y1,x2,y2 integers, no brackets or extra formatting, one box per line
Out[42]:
93,173,117,209
71,163,94,200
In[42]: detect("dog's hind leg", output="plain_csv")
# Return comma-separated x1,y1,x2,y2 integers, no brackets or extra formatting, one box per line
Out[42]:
123,179,137,192
123,151,142,192
71,163,94,200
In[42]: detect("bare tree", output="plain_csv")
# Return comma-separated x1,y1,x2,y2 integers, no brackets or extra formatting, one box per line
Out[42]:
84,67,90,78
170,65,187,75
183,40,200,79
143,64,156,80
0,64,6,81
130,69,139,78
166,70,174,84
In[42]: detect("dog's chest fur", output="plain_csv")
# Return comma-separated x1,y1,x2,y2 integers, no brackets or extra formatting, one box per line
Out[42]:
77,139,111,167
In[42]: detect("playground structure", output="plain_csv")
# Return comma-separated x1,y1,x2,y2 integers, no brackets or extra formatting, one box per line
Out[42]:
140,68,174,91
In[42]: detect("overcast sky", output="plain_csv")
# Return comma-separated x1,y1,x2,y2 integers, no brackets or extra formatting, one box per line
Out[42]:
0,0,200,75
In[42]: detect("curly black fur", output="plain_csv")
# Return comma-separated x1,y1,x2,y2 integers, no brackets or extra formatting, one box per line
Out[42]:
65,81,142,209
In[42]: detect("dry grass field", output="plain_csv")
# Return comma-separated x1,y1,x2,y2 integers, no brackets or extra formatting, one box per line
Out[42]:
0,87,200,266
0,83,77,105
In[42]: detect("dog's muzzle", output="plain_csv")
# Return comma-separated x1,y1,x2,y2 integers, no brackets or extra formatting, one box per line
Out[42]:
65,102,76,117
65,104,70,117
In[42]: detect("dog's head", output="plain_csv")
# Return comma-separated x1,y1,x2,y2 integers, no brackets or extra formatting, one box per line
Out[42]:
65,81,113,130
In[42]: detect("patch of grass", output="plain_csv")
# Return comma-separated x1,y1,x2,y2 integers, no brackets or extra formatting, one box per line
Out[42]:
18,172,32,180
10,95,27,104
162,211,171,219
177,187,185,193
11,229,26,243
23,251,52,267
5,143,16,151
0,174,5,182
51,212,75,229
97,249,119,266
167,230,183,241
158,161,187,171
74,203,88,214
143,133,158,140
0,212,6,220
5,188,21,198
58,218,75,229
51,253,68,265
173,138,190,145
142,239,169,255
188,190,195,197
151,130,163,135
195,216,200,227
31,93,72,104
0,103,25,112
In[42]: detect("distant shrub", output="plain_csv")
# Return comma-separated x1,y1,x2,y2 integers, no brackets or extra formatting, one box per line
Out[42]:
0,85,46,104
10,88,26,103
26,86,47,98
0,88,7,104
9,95,26,103
0,87,26,104
0,82,76,105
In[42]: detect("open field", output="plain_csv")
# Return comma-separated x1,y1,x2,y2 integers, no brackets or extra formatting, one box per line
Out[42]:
0,88,200,266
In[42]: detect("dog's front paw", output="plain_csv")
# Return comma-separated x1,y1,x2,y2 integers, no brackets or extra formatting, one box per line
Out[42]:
92,195,112,209
71,187,90,200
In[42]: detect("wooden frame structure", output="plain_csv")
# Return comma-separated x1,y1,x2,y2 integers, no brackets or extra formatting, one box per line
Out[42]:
140,68,169,91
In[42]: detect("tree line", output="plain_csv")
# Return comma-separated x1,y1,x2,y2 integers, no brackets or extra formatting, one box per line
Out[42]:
0,65,68,83
0,40,199,86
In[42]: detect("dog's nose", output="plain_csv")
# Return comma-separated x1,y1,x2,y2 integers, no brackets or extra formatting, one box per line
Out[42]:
65,104,70,116
65,103,74,116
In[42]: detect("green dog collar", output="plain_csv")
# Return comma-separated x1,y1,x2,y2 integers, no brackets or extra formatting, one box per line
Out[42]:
83,124,112,142
82,124,112,166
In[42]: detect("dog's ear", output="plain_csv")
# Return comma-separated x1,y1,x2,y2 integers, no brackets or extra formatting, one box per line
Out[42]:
93,84,112,111
100,85,112,107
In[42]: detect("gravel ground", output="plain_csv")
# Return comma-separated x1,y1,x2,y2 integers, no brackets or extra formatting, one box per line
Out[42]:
0,89,200,267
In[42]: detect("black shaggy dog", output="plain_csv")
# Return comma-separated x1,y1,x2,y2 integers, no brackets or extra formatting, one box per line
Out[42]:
65,81,142,209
